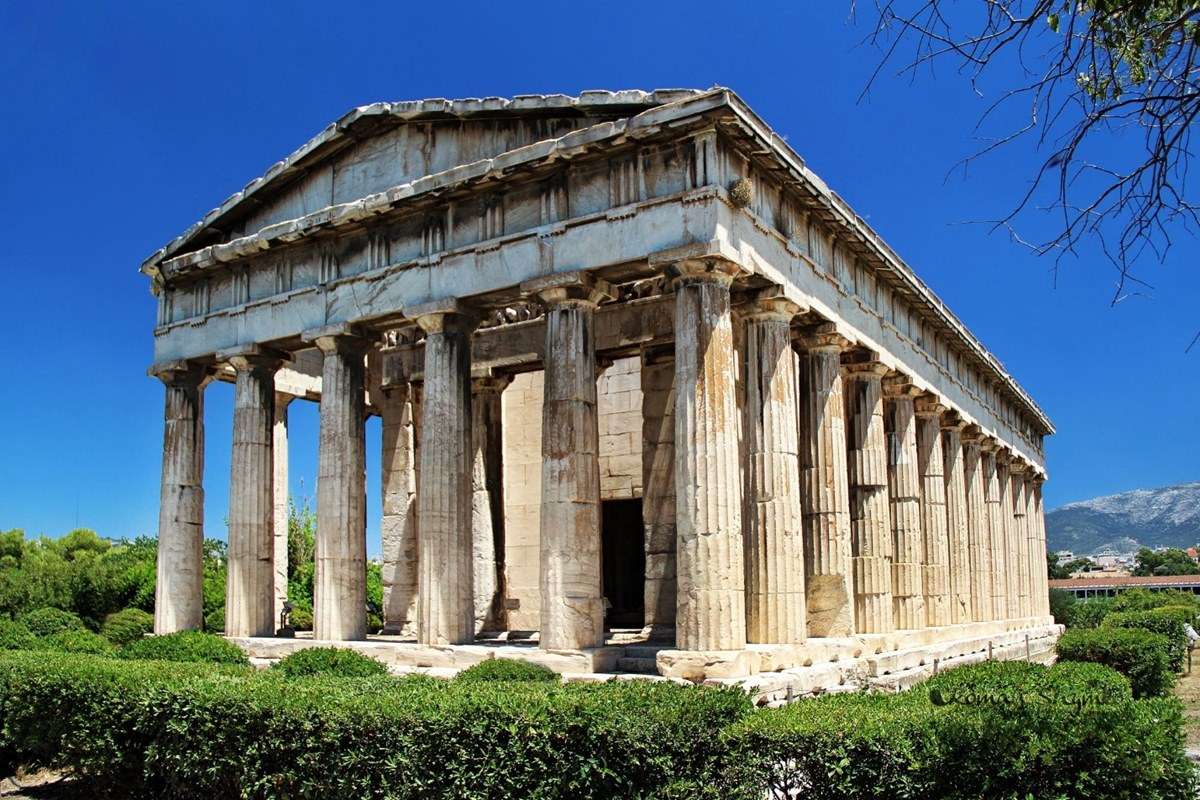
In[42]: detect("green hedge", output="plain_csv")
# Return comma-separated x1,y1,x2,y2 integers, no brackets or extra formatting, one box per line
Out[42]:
273,647,388,678
455,657,560,684
1057,627,1175,697
118,630,250,667
1103,610,1188,671
18,607,86,637
41,629,114,656
1067,597,1114,629
0,620,38,651
1112,588,1200,613
101,608,153,647
0,651,750,799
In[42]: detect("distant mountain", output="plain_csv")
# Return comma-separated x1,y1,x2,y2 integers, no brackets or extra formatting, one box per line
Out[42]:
1046,482,1200,555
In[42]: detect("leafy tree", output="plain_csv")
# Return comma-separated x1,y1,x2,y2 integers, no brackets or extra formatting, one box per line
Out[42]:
1132,546,1200,576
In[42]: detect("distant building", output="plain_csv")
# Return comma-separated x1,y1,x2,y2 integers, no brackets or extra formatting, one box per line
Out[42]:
1050,574,1200,599
1055,550,1075,562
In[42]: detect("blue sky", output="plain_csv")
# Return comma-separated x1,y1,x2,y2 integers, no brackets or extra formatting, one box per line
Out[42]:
1,2,1196,554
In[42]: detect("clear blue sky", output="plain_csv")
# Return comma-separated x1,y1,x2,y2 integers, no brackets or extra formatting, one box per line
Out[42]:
2,2,1196,555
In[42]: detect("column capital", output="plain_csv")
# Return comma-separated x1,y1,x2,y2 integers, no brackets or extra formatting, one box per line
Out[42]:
881,372,922,398
274,391,295,413
664,256,744,289
520,271,614,308
979,435,999,453
841,350,888,379
961,424,985,445
994,447,1013,465
913,393,946,418
798,321,851,352
940,410,967,433
470,369,512,395
302,323,372,355
404,299,480,336
1009,458,1030,475
217,344,290,373
741,286,806,322
148,359,211,388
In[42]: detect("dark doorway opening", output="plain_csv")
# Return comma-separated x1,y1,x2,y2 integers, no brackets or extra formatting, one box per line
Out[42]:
602,498,645,629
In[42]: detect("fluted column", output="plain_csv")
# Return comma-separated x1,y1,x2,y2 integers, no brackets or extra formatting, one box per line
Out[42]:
1031,476,1050,617
410,301,477,645
380,379,419,635
311,330,369,641
799,323,854,637
941,415,971,625
151,361,209,634
1010,462,1030,618
525,273,612,651
961,428,992,622
742,290,806,644
1024,472,1043,618
641,349,677,635
843,356,893,634
915,396,950,627
883,376,925,630
225,349,286,638
472,372,510,635
996,451,1020,619
981,442,1007,621
671,259,745,651
272,393,292,629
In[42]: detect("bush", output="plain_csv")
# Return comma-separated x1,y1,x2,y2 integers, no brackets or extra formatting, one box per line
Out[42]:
1112,588,1200,613
288,602,312,631
1048,588,1076,625
1057,627,1175,697
120,631,250,667
273,647,388,678
0,620,38,651
925,659,1131,708
0,651,751,799
1104,610,1188,671
18,607,86,638
204,607,225,634
101,608,153,647
42,629,114,656
456,657,560,684
1067,597,1114,628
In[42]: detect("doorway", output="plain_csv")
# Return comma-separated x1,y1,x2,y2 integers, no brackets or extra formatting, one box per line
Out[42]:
601,499,645,629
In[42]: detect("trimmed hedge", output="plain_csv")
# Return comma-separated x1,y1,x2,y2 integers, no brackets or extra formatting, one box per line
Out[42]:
18,607,86,637
925,658,1131,708
273,647,388,678
1067,597,1114,629
118,630,250,667
1057,626,1175,697
1112,588,1200,613
1104,610,1188,671
41,629,115,656
455,657,560,684
101,608,153,647
0,651,750,799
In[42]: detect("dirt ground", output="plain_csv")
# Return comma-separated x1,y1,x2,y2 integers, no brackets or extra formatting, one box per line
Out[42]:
1175,659,1200,749
0,770,75,799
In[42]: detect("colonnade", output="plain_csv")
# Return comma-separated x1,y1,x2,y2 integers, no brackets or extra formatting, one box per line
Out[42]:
152,260,1051,650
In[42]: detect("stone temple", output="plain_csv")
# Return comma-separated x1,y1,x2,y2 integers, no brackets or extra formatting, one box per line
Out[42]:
142,88,1059,698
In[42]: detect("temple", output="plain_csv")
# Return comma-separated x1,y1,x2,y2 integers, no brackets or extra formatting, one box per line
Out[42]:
141,88,1058,698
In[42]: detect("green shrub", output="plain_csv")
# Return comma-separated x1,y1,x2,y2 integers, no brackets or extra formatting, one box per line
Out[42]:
273,647,388,678
204,607,225,634
1067,597,1114,628
0,620,38,651
288,602,312,631
1048,588,1076,625
456,657,560,683
1104,610,1188,671
0,651,751,799
1112,588,1200,613
1153,604,1199,626
1057,627,1175,697
18,607,86,637
119,631,249,667
101,608,153,647
41,629,114,656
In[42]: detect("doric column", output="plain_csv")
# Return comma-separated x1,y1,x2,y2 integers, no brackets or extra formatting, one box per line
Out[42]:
310,329,369,641
380,379,420,635
671,259,746,651
941,414,971,625
1024,472,1043,618
409,301,477,645
914,396,950,627
1010,462,1030,618
843,354,893,635
1031,475,1050,617
981,441,1008,621
883,375,925,630
523,272,612,651
996,451,1020,619
798,323,854,637
961,427,992,622
225,348,287,638
741,289,806,644
151,361,209,634
272,393,292,629
471,372,510,635
641,348,677,636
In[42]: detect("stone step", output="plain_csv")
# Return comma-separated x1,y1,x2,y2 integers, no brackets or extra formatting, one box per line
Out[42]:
615,656,659,674
622,645,667,659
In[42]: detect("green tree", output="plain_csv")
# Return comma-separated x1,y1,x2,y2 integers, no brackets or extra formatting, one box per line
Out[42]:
1132,546,1200,576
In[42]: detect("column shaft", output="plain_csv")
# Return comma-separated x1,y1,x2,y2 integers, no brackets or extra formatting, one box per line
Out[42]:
915,399,950,627
942,422,971,625
272,394,291,629
381,381,420,635
884,380,925,630
1032,479,1050,617
742,297,806,644
153,363,207,634
961,434,992,622
844,360,893,634
982,447,1008,620
472,376,509,634
996,456,1020,619
226,355,281,638
414,307,476,645
672,261,745,650
1011,469,1030,618
641,352,677,634
799,325,854,637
